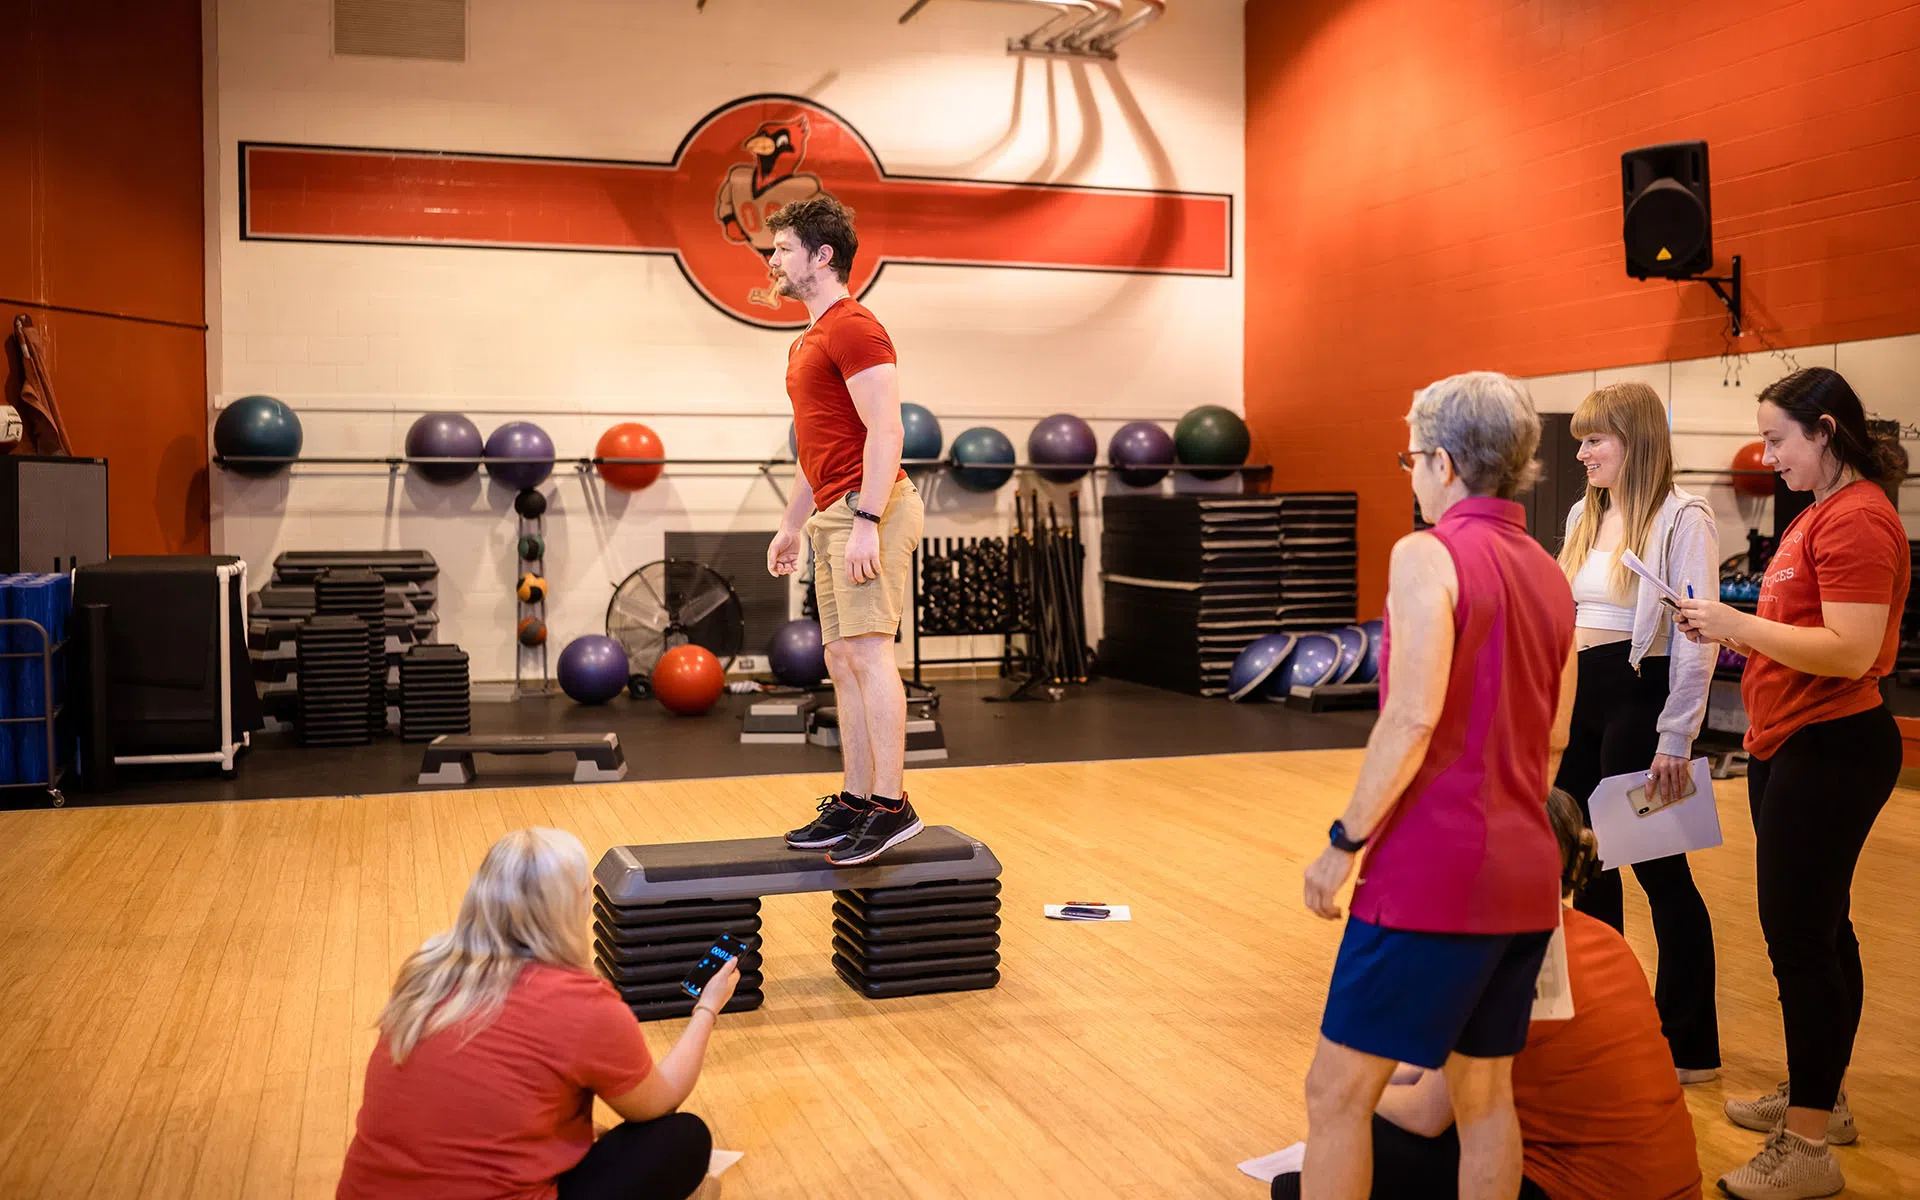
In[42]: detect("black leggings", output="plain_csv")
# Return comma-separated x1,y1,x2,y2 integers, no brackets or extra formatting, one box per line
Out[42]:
1268,1115,1549,1199
1747,704,1901,1113
1553,642,1720,1070
557,1113,711,1200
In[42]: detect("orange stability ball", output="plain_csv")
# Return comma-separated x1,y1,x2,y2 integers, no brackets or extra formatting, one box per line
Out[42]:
597,423,665,492
1732,441,1772,498
652,644,724,715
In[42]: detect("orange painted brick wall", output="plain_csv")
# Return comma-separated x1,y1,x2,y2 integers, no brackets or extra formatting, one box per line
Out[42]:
1,0,208,556
1245,0,1920,615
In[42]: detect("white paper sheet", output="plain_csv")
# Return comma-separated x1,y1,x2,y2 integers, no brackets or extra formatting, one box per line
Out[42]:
1530,916,1574,1021
1043,905,1132,921
709,1149,744,1177
1588,756,1723,871
1237,1142,1305,1182
1619,548,1684,604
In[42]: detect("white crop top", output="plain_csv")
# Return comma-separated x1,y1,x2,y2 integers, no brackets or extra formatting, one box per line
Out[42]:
1571,550,1635,632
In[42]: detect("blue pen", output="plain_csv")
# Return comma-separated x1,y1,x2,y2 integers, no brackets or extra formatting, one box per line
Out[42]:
1687,584,1694,599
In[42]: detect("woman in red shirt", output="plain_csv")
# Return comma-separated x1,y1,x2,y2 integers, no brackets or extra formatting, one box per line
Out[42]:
1676,367,1908,1200
337,828,738,1200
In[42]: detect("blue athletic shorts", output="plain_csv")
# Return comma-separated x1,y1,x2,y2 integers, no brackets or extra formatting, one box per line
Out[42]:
1320,918,1553,1070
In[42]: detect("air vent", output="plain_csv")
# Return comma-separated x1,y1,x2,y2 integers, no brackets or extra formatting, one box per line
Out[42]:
334,0,466,62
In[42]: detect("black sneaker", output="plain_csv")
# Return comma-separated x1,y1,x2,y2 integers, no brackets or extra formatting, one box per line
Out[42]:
785,793,867,849
826,796,924,866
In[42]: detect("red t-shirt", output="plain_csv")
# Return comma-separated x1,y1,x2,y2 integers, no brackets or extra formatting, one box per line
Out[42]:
787,297,902,511
1741,480,1909,759
336,964,653,1200
1513,910,1702,1200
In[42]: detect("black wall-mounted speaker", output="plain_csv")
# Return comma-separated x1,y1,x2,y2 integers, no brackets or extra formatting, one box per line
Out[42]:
1622,140,1711,279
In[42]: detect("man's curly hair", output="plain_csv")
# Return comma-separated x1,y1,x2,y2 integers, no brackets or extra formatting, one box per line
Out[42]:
767,196,859,283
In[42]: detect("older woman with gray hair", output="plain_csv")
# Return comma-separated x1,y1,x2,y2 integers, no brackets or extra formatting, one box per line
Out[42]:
1300,371,1579,1200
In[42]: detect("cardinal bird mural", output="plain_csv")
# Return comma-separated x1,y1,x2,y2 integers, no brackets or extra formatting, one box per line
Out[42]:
714,116,830,309
241,95,1233,330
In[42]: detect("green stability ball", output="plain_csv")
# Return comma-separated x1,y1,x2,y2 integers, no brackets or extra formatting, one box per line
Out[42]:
214,394,304,477
518,534,545,562
1174,405,1250,481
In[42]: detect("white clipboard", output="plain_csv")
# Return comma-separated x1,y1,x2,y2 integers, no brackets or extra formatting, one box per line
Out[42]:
1588,756,1723,871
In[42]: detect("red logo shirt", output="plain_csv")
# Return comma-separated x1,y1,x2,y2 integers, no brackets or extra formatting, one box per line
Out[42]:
1741,480,1909,758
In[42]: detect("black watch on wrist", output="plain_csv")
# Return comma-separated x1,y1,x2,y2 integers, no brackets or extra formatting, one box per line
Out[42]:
1329,819,1367,853
853,508,882,524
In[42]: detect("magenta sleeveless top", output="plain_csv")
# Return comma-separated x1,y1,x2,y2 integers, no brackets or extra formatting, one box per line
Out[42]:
1349,497,1574,935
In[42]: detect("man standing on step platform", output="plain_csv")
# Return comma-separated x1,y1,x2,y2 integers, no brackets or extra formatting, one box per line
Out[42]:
764,196,928,867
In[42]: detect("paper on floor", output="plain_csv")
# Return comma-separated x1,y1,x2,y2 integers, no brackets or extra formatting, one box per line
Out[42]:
1043,905,1132,921
1238,1142,1305,1182
709,1149,744,1176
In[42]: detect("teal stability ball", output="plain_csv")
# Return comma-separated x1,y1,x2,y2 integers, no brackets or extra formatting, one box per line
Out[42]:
215,394,304,477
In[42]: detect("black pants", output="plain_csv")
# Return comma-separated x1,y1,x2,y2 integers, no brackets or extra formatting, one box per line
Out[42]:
1268,1115,1549,1199
557,1113,711,1200
1747,704,1901,1113
1553,642,1720,1070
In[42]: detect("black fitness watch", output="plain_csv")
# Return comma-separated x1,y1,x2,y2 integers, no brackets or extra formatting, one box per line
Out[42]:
844,492,882,524
1329,820,1367,853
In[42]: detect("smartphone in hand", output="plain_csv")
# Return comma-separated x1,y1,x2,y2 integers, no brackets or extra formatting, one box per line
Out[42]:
682,934,749,999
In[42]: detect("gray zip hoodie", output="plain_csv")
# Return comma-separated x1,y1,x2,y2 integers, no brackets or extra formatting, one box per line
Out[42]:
1563,488,1719,759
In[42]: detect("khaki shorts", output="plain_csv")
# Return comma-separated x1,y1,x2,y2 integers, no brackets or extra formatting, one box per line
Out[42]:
805,477,925,643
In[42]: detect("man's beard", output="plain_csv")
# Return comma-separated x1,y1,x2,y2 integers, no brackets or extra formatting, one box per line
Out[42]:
774,271,807,300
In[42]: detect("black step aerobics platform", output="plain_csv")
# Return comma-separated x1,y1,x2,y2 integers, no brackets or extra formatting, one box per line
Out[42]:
593,826,1002,1020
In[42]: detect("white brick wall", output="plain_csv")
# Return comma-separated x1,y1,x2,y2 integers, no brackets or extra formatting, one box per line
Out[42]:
209,0,1249,680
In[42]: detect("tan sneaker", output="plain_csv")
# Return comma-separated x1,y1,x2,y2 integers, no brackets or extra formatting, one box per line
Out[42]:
1724,1080,1857,1145
1717,1129,1843,1199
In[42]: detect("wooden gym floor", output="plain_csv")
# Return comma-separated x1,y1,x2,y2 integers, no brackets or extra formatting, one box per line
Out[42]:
0,750,1915,1198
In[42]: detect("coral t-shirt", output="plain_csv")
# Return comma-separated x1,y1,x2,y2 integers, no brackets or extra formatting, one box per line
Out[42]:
787,297,902,511
1740,480,1909,759
1513,910,1702,1200
336,964,653,1200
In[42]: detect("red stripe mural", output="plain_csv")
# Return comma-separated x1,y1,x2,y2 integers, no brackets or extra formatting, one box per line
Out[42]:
243,94,1233,329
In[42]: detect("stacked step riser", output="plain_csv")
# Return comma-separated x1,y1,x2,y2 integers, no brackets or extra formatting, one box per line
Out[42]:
591,888,767,1021
831,878,1002,999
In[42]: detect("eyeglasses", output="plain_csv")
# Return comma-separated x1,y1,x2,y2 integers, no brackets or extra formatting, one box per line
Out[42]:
1397,448,1442,471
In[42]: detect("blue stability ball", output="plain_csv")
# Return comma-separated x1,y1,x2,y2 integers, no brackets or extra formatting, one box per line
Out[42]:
1270,633,1343,698
484,421,556,491
1228,633,1298,701
214,394,303,476
1352,618,1385,684
557,634,629,705
949,426,1016,492
767,618,827,688
1329,625,1368,684
1027,413,1098,485
788,421,798,458
405,412,485,483
1108,420,1175,488
901,402,943,466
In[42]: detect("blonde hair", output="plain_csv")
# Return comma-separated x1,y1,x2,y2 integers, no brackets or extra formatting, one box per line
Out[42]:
1557,382,1674,597
379,827,593,1064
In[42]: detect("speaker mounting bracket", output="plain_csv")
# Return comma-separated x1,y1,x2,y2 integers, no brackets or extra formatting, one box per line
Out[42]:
1687,254,1742,337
